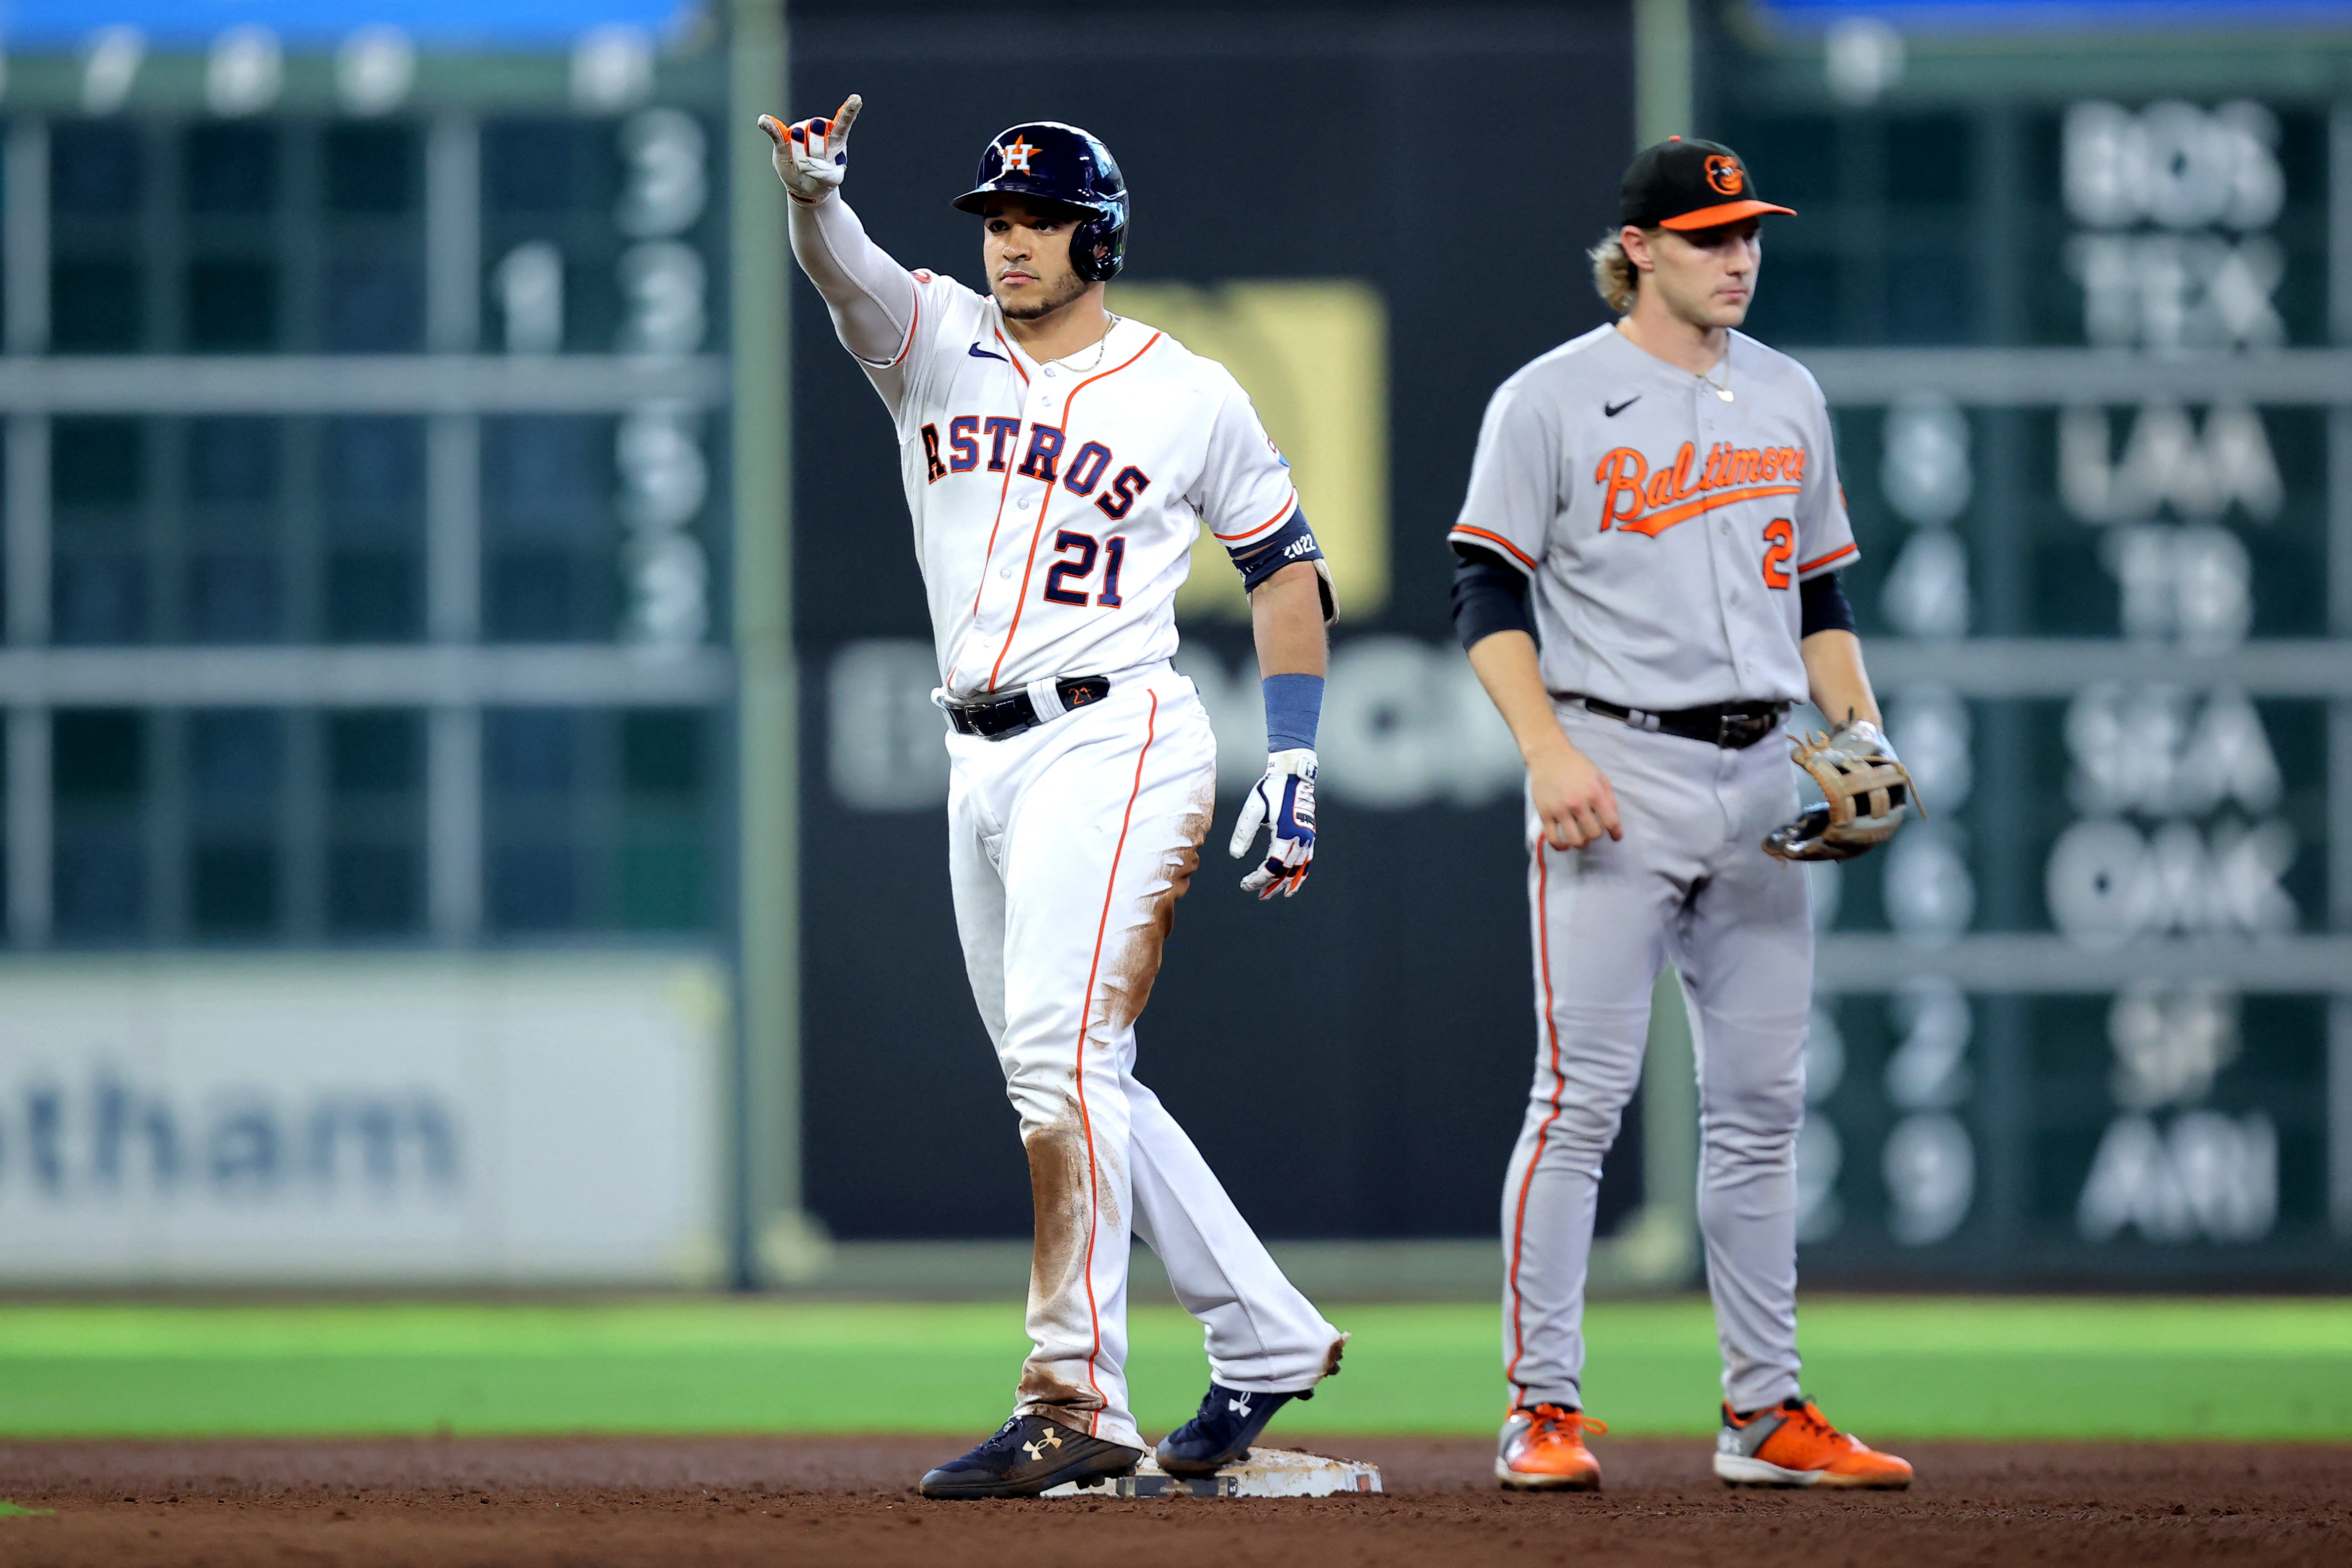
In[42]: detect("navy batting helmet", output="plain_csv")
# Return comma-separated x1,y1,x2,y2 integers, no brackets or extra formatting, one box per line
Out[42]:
951,122,1128,283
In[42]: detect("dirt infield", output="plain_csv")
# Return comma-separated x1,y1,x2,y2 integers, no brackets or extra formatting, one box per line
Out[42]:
0,1434,2345,1567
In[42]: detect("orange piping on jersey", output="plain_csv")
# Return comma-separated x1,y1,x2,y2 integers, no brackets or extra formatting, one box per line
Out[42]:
886,283,923,368
1798,542,1858,574
1066,689,1159,1434
995,326,1032,385
965,430,1026,619
949,328,1039,686
1212,489,1298,544
1451,525,1539,573
1505,840,1568,1396
1612,483,1802,538
984,332,1164,692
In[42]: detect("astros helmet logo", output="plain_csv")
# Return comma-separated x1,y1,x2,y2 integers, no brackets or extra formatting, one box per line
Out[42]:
1001,137,1037,173
1704,155,1744,196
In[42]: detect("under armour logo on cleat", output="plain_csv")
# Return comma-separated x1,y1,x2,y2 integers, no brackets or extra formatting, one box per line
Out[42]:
1021,1430,1064,1461
1228,1397,1252,1417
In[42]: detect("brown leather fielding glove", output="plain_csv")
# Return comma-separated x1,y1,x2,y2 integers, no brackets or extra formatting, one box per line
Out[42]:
1763,718,1920,863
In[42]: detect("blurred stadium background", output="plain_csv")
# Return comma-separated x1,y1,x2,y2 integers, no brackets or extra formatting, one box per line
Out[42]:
0,0,2346,1443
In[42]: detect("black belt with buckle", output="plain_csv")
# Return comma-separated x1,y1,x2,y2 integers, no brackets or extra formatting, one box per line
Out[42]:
1559,693,1788,751
942,675,1112,741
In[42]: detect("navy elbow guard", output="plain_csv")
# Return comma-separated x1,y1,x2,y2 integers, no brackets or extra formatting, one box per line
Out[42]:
1799,571,1856,638
1451,544,1534,652
1235,507,1324,592
1235,506,1337,623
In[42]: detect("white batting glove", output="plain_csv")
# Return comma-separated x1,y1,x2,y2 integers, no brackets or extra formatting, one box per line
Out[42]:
757,94,861,206
1230,748,1318,900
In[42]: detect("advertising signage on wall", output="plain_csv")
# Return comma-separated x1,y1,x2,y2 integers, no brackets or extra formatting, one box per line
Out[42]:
0,957,725,1283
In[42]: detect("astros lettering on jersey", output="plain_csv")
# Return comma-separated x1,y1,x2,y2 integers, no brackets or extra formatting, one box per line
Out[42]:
1448,323,1857,712
868,270,1303,701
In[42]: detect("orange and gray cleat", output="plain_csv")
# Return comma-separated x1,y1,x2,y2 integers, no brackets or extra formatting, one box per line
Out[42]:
1495,1403,1606,1491
1713,1397,1913,1489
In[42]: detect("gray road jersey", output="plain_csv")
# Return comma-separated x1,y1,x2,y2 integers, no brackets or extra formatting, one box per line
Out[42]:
1448,324,1857,710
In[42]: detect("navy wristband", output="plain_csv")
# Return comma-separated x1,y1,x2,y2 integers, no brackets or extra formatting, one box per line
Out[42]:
1262,673,1324,753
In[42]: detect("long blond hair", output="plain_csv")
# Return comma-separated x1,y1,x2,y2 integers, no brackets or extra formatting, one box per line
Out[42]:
1588,229,1647,316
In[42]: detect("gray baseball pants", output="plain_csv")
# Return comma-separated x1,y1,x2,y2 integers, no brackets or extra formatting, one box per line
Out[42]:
1501,702,1812,1416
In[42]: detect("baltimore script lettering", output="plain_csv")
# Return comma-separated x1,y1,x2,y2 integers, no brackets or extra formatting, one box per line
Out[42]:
1594,442,1807,537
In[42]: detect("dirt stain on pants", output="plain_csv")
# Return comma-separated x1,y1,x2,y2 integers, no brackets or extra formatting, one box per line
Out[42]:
1101,798,1211,1032
1017,1119,1106,1431
1014,782,1213,1439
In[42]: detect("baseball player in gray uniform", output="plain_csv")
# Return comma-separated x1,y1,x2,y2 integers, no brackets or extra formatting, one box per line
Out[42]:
1450,138,1917,1492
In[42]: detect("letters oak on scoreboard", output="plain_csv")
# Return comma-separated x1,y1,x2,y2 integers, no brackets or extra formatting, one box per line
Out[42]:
1716,26,2352,1284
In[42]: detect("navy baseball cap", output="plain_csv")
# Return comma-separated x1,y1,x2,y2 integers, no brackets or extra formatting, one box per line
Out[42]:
1619,137,1794,231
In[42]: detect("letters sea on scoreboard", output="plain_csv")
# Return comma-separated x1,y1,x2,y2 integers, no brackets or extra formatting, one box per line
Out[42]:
1594,442,1808,537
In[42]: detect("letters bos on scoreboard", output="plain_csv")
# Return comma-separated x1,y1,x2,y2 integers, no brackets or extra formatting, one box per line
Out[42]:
1727,90,2346,1282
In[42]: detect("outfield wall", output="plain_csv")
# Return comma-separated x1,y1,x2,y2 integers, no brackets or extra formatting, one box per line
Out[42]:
0,956,726,1284
0,4,2347,1293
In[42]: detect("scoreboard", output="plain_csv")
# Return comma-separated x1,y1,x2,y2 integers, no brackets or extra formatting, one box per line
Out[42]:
0,7,732,949
0,4,761,1285
1716,26,2352,1282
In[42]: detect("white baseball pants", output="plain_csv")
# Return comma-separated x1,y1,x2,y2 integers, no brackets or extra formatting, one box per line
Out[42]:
947,663,1342,1452
1501,702,1813,1417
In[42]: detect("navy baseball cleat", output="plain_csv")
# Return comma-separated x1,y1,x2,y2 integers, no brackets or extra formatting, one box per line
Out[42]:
1154,1383,1307,1476
918,1414,1142,1500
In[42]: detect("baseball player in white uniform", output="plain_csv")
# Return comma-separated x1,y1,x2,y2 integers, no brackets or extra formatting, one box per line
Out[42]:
762,99,1346,1500
1450,138,1917,1492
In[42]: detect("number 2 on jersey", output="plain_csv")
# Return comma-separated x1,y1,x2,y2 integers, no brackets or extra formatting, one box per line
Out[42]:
1042,530,1127,608
1761,518,1794,590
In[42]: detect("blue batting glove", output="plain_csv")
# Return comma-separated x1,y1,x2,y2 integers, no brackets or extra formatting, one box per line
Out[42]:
1230,748,1317,899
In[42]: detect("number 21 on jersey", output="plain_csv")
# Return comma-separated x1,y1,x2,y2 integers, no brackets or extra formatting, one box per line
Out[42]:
1043,530,1128,607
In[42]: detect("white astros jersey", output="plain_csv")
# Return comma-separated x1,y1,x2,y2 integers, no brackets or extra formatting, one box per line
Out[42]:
855,269,1301,701
1448,324,1857,709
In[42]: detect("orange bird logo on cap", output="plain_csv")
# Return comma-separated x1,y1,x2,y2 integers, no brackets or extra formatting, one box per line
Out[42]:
1705,155,1744,196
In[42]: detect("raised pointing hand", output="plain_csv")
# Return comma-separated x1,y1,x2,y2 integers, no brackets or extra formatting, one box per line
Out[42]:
758,93,861,204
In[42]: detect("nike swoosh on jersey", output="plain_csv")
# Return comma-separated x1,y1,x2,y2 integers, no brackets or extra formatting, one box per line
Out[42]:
1604,396,1640,417
968,344,1006,362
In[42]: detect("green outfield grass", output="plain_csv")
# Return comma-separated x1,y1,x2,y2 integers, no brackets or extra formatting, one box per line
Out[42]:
0,1295,2346,1442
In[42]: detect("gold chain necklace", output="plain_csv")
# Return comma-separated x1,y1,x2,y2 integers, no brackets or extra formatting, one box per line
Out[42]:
1062,311,1119,373
1700,343,1733,402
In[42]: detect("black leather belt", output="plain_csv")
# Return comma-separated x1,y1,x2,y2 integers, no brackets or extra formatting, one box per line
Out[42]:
1558,693,1788,751
941,675,1112,741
